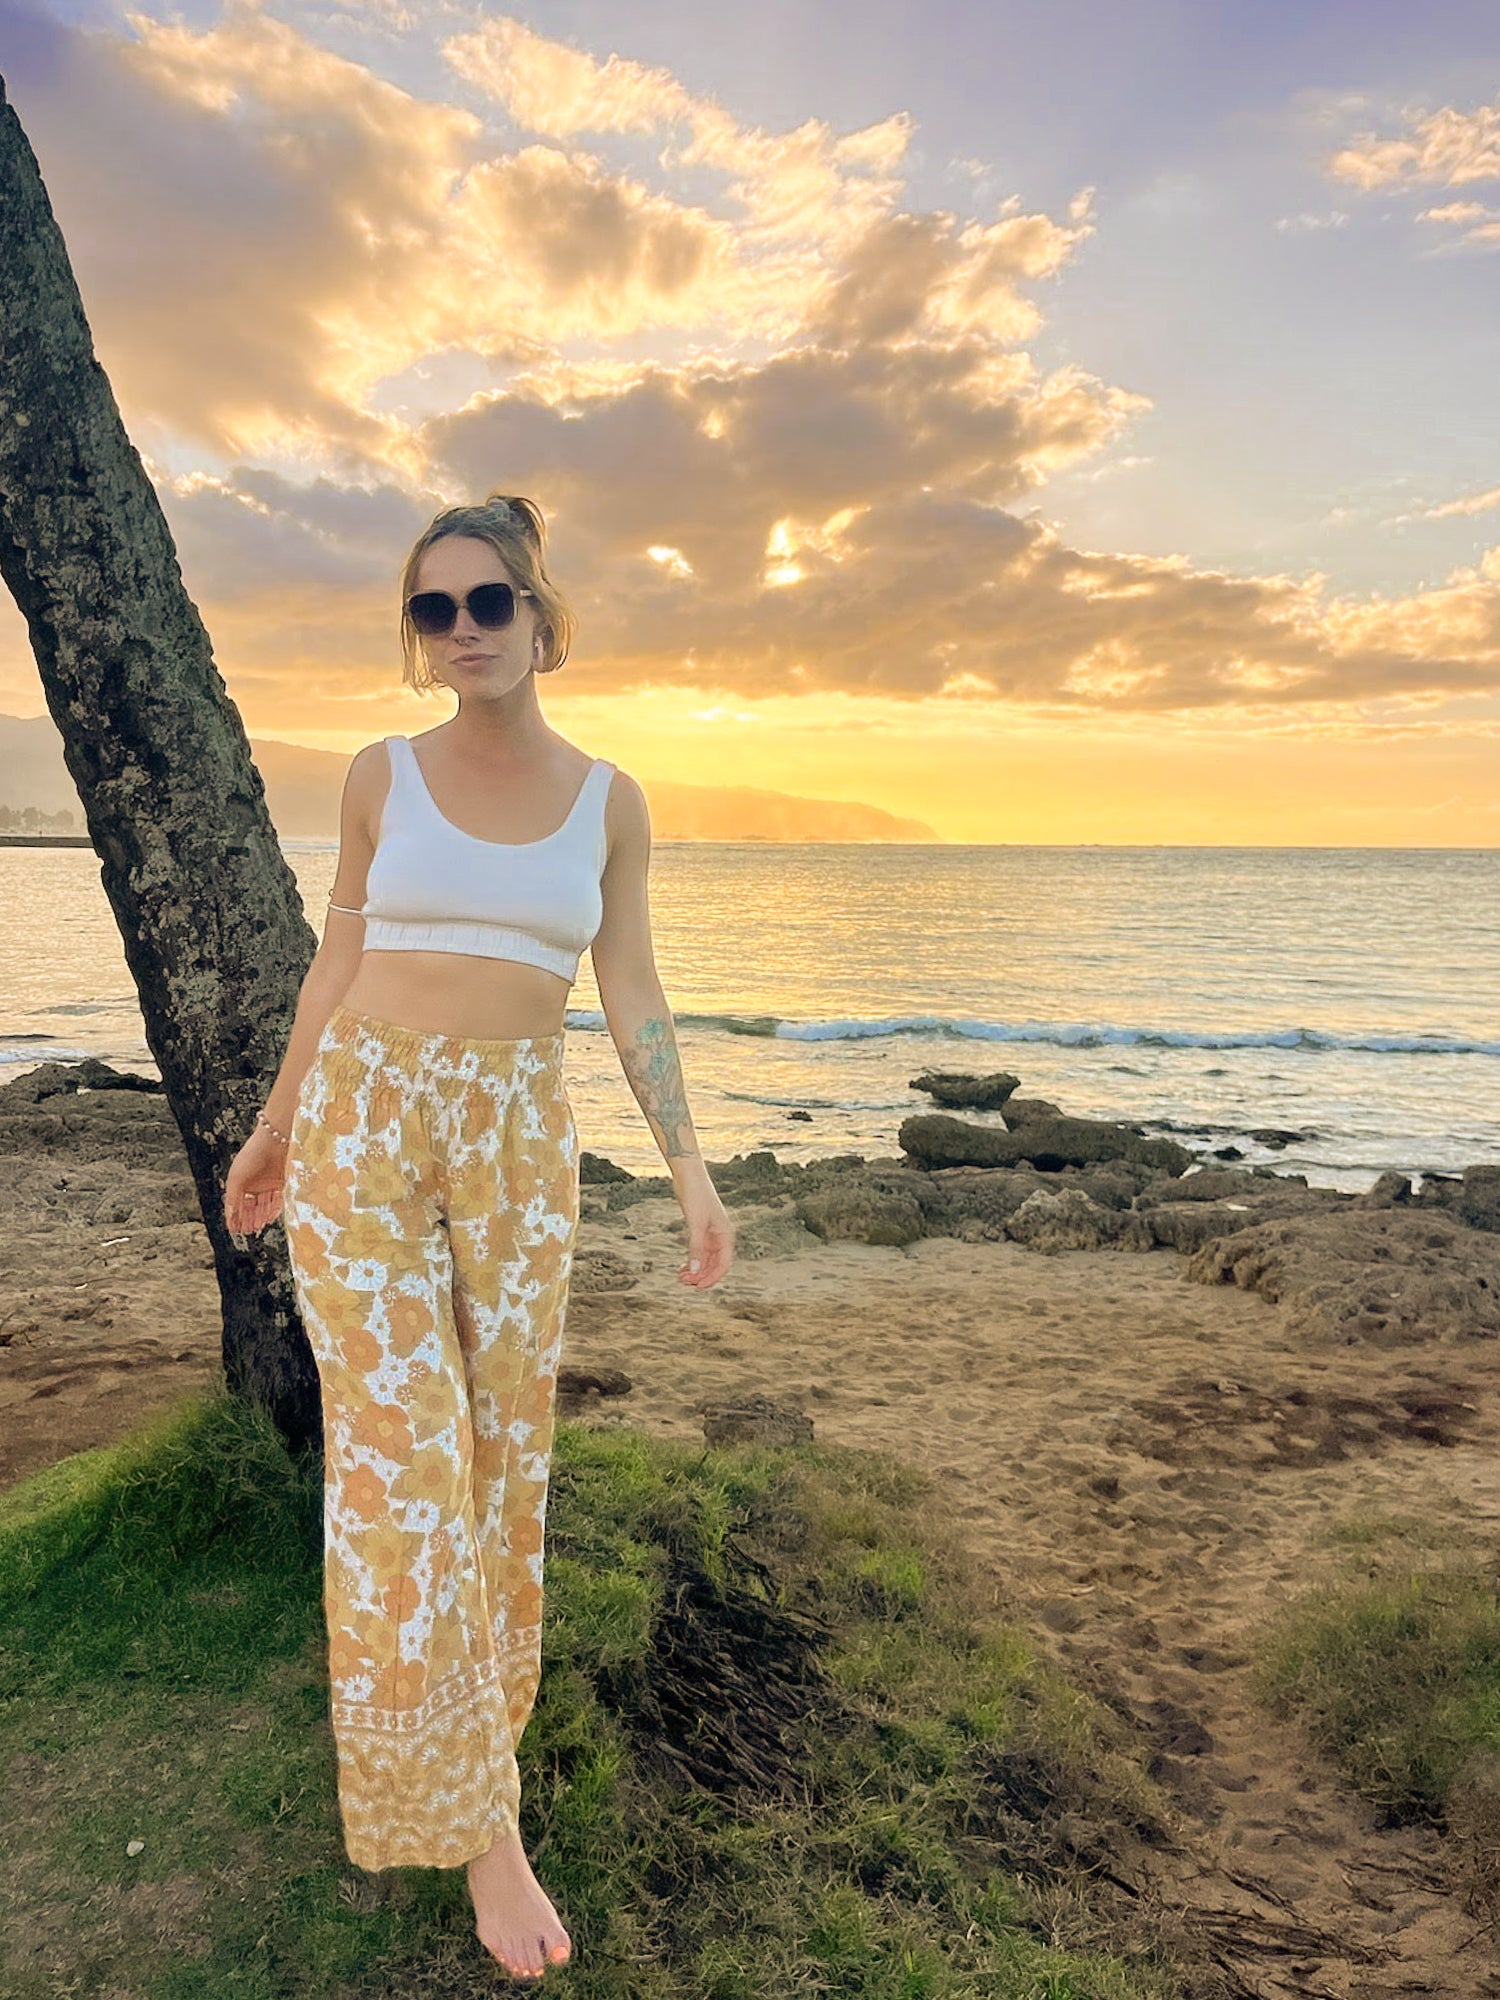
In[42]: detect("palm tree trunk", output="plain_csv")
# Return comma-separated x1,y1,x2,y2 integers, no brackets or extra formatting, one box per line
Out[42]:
0,71,321,1454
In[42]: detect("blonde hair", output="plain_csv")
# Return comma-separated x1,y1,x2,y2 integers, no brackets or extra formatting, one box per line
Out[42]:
399,493,577,694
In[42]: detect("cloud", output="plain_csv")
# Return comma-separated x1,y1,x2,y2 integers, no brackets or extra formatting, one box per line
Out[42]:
1423,485,1500,520
1327,94,1500,191
155,464,427,600
5,5,1497,727
9,0,486,463
1273,210,1349,233
5,0,1088,469
1326,93,1500,248
8,2,801,461
401,351,1500,714
442,14,912,252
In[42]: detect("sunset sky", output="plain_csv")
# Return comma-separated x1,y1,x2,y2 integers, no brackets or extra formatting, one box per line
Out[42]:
2,0,1498,844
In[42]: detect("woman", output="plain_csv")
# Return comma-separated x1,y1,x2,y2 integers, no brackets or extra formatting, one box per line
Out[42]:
222,492,736,1982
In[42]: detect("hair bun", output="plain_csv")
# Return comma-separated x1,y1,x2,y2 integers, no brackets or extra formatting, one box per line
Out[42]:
484,493,544,547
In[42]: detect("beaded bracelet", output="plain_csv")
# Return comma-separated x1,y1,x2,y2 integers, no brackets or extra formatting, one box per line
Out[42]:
256,1110,290,1146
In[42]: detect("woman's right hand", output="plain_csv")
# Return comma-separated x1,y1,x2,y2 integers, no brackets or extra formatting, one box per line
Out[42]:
224,1124,291,1237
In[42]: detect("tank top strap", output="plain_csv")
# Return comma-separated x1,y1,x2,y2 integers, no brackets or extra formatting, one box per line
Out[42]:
582,757,615,803
580,758,615,862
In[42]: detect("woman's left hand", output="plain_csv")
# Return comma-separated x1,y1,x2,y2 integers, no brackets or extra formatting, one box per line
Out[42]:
677,1188,737,1288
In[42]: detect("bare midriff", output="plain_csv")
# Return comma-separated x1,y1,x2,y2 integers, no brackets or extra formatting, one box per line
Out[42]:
339,949,573,1041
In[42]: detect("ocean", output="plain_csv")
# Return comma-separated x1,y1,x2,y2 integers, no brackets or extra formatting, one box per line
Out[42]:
3,841,1496,1193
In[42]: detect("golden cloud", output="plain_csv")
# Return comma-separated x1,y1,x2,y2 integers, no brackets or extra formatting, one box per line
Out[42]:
1328,95,1500,189
8,5,1497,730
443,14,912,252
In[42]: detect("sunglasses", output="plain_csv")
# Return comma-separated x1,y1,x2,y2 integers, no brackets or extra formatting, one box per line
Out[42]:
405,582,535,637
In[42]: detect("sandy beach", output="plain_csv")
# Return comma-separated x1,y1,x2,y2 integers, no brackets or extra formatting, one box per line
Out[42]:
4,1056,1500,1995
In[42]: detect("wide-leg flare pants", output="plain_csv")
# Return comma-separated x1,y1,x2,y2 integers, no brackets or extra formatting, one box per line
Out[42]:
282,1001,580,1871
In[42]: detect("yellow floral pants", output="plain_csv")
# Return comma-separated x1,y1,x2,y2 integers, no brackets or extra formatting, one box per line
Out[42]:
281,1002,580,1871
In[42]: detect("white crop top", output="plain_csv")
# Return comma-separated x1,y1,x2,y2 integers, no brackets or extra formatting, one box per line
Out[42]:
354,736,616,984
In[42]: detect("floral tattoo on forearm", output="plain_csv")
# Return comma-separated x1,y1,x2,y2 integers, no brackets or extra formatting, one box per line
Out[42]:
620,1013,696,1159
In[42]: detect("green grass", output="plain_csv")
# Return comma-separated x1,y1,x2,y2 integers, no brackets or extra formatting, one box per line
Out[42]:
1,1392,1190,1998
1249,1510,1500,1913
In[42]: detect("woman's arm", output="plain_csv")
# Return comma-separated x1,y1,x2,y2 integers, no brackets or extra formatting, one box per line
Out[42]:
258,745,382,1131
589,772,733,1282
224,748,381,1237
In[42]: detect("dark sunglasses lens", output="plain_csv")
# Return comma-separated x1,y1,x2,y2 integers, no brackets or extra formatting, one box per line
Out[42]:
408,591,455,636
469,582,517,628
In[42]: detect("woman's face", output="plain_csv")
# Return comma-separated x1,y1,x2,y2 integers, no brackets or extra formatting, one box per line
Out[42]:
412,534,542,694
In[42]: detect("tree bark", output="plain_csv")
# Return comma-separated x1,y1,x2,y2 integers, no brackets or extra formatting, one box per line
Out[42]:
0,71,322,1453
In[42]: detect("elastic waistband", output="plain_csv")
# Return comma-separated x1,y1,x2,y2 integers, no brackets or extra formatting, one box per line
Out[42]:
326,1001,566,1066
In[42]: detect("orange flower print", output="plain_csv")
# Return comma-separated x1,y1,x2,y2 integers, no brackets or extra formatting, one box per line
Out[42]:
407,1368,460,1436
341,1463,390,1524
507,1511,545,1564
357,1520,408,1579
281,1010,580,1871
513,1374,553,1431
384,1292,435,1360
338,1321,384,1376
355,1150,414,1212
391,1659,430,1707
328,1630,371,1684
379,1571,415,1625
508,1579,543,1633
338,1207,410,1265
351,1400,415,1460
392,1445,458,1510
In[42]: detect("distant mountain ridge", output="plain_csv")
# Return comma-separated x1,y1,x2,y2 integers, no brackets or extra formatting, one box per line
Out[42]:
0,711,939,843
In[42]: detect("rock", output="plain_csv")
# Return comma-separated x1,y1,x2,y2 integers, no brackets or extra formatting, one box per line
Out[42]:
1247,1128,1310,1150
0,1058,162,1105
914,1161,1159,1243
1002,1097,1065,1130
1006,1188,1127,1253
1458,1165,1500,1235
580,1152,634,1185
1118,1204,1265,1256
909,1069,1021,1110
1146,1166,1274,1204
1119,1178,1340,1255
558,1366,632,1398
795,1177,926,1247
697,1394,814,1448
915,1164,1054,1240
730,1205,823,1259
1363,1171,1413,1207
569,1249,640,1294
1416,1168,1496,1224
899,1112,1193,1177
716,1149,801,1198
1184,1207,1500,1344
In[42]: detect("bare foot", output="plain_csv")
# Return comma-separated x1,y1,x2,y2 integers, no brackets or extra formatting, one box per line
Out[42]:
466,1828,571,1981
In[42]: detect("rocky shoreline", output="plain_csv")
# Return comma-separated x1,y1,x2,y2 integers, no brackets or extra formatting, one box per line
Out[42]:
574,1063,1500,1350
2,1052,1496,1381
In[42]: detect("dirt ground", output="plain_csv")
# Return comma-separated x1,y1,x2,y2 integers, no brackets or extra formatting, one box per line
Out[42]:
4,1087,1499,1997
